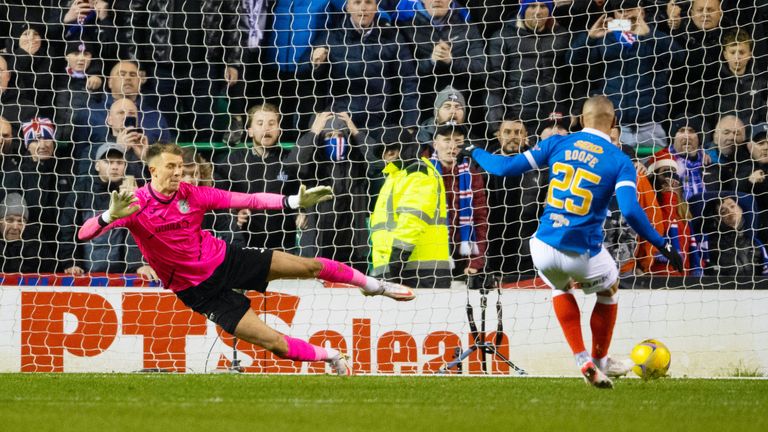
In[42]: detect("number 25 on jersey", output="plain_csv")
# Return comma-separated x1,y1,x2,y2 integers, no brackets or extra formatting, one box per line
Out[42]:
546,162,602,216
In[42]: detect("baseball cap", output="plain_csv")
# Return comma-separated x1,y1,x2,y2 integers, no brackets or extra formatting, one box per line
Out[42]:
95,142,127,160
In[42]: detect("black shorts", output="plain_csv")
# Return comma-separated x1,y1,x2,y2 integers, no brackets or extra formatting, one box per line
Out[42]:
175,245,274,335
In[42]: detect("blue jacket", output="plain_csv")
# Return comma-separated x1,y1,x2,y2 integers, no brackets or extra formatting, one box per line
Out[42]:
263,0,340,74
569,26,685,124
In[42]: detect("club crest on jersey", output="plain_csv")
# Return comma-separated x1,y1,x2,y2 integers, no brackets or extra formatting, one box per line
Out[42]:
177,199,190,214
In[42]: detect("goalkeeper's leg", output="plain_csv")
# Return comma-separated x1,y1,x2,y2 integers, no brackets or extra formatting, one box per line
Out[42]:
233,309,351,376
267,251,415,301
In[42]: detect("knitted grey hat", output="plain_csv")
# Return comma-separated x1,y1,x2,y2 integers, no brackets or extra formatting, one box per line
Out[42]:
0,193,28,220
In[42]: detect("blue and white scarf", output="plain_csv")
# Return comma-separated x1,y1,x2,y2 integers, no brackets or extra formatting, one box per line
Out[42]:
430,156,478,256
324,135,347,161
668,146,706,201
612,30,637,48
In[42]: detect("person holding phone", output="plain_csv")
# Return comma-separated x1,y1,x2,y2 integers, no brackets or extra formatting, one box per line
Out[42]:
569,0,685,150
106,98,149,181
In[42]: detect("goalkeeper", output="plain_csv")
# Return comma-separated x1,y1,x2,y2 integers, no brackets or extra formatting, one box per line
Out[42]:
461,96,684,388
78,143,415,376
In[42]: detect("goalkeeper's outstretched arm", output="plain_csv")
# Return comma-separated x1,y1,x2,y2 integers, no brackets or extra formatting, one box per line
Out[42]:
199,184,333,211
78,191,140,242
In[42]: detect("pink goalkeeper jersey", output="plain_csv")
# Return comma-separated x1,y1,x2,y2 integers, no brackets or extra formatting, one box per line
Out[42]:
78,182,285,292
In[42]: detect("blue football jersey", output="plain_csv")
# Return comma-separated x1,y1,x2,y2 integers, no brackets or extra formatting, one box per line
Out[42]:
525,130,637,256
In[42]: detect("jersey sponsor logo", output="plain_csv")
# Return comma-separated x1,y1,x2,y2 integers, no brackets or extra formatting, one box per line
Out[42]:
155,220,190,233
177,199,190,214
573,140,604,154
549,213,570,228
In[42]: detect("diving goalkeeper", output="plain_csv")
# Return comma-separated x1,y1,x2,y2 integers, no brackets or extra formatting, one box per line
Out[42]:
78,143,415,376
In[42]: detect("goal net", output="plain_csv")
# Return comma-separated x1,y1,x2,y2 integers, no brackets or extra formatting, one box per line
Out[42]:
1,0,767,377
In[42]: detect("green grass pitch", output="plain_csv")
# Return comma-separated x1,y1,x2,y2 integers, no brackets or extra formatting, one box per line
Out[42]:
2,374,767,432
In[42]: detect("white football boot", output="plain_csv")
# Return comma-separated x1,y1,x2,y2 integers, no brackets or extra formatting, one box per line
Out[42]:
361,280,416,301
602,357,633,378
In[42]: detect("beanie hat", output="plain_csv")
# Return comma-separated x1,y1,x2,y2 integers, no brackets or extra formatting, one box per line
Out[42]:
0,193,28,220
434,86,466,118
21,117,55,148
519,0,554,17
65,40,93,55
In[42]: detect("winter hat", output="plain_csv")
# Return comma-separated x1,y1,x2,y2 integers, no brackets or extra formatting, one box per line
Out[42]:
65,40,93,55
519,0,554,18
21,117,55,148
381,127,418,161
321,114,350,138
0,193,28,220
95,142,127,160
434,123,468,139
434,86,466,118
647,157,681,176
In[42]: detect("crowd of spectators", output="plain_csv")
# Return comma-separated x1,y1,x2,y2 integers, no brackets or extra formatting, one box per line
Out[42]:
1,0,768,283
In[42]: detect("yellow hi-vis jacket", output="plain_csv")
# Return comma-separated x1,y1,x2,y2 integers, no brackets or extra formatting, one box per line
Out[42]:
370,157,450,276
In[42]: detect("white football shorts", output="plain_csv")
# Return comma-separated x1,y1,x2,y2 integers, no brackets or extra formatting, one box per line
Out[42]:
529,236,619,294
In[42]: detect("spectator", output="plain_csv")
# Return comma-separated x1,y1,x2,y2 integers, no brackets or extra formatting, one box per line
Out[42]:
704,115,748,191
487,0,571,134
647,159,701,274
604,124,664,276
58,142,156,279
53,41,102,145
182,147,248,249
0,55,36,136
736,129,768,233
569,0,685,149
648,125,707,201
255,0,338,140
213,103,300,251
0,116,21,198
0,193,56,273
79,60,174,146
483,119,546,280
287,112,372,272
310,0,419,138
104,97,150,180
416,86,466,147
675,0,735,120
370,128,451,288
399,0,486,123
703,29,768,129
60,0,113,47
428,124,488,276
704,196,768,277
9,23,54,118
14,118,72,247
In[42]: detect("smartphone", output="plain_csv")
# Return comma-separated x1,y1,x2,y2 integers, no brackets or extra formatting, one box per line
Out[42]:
607,19,632,32
124,116,143,134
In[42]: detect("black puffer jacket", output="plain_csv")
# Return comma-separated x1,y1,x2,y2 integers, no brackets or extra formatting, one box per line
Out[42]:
112,0,245,67
487,21,570,131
